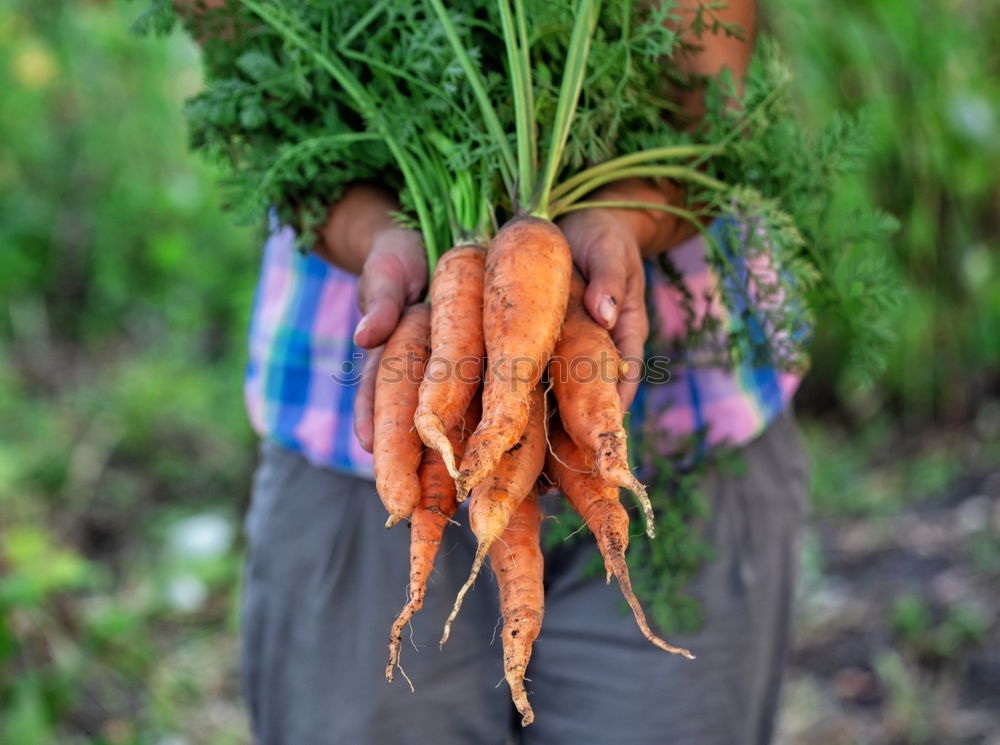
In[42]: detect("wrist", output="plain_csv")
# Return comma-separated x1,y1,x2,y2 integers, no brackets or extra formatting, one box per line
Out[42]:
316,184,402,274
590,178,699,257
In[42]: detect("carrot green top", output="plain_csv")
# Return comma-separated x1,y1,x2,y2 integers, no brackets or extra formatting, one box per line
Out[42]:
141,0,895,375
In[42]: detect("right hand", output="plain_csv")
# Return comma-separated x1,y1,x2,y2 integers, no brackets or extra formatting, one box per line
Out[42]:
352,227,427,453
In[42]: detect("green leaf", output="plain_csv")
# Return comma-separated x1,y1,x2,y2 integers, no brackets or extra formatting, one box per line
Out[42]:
239,102,268,129
0,679,56,745
236,50,283,83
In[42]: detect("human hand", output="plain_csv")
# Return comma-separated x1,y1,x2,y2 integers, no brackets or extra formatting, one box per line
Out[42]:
558,208,648,413
351,227,427,452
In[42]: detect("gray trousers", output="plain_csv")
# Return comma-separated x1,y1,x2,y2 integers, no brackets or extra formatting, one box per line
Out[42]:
241,412,808,745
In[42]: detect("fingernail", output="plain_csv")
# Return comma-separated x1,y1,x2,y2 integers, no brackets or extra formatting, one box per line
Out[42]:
353,315,368,344
598,296,617,328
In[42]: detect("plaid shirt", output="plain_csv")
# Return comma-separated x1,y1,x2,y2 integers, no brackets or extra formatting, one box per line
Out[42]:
244,217,805,477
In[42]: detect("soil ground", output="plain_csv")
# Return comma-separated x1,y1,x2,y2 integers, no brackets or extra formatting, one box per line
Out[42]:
778,467,1000,745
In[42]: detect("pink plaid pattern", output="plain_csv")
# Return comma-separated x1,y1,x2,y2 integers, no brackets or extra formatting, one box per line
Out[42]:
637,219,805,459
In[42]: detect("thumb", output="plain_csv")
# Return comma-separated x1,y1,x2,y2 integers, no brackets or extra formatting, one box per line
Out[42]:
580,237,628,331
354,254,409,349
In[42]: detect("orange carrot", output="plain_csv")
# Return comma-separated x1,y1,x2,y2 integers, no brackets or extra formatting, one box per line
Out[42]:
545,422,694,660
550,271,655,538
490,491,544,726
373,303,430,528
457,217,571,498
441,385,547,645
386,396,481,683
414,244,486,480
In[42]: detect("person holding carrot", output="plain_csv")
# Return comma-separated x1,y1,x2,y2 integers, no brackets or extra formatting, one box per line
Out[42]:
206,0,810,742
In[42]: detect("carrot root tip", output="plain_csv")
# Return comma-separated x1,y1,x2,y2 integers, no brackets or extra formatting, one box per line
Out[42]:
593,439,655,538
625,479,656,539
440,543,489,647
415,411,461,480
510,684,534,726
607,553,695,659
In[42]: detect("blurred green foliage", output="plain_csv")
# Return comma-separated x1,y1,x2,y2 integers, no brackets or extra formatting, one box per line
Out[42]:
889,591,990,661
0,0,997,742
1,0,255,742
767,0,1000,422
802,417,968,517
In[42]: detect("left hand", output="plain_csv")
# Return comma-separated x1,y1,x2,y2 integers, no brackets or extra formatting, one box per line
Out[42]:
559,208,648,413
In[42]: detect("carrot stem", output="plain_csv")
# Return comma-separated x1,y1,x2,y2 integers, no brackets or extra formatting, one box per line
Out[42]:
549,199,704,226
534,0,602,215
499,0,536,201
547,144,717,203
423,0,516,193
551,165,728,214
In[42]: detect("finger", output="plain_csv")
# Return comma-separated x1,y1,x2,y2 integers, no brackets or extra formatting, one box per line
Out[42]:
580,237,629,331
354,231,427,348
354,298,402,349
614,333,644,412
612,301,649,414
353,347,383,453
355,255,409,348
377,228,428,305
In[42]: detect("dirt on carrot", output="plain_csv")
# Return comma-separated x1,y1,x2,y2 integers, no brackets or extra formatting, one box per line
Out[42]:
545,421,694,660
457,217,571,498
414,243,486,481
490,490,544,726
442,384,547,646
373,303,431,529
386,396,481,683
550,271,655,537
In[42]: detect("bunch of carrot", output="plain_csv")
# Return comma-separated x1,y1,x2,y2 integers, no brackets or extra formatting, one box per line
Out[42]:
377,219,694,726
344,0,709,724
158,0,888,728
186,0,727,725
